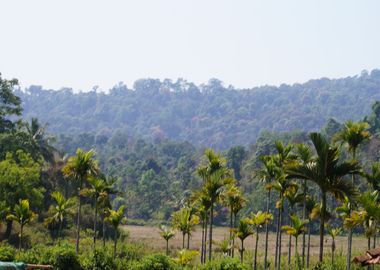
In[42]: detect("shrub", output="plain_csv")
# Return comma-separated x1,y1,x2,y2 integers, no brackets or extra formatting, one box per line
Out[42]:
80,249,116,270
200,257,248,270
48,244,81,270
0,244,16,262
135,253,177,270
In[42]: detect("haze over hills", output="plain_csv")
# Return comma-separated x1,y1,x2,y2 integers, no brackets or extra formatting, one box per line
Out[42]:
17,69,380,149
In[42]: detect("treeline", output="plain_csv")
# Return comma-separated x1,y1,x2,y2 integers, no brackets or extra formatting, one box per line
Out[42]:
17,69,380,149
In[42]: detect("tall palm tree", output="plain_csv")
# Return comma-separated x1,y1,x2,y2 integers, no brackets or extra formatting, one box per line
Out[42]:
198,149,233,261
105,205,126,258
159,225,176,255
286,132,360,262
7,199,35,250
334,120,370,270
257,155,278,269
295,143,312,268
235,218,253,263
44,191,76,240
282,214,308,269
221,184,246,258
327,226,342,265
62,148,99,254
249,211,273,270
81,175,116,250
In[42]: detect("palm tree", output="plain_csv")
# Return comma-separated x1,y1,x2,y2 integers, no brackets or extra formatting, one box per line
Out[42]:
295,143,312,268
286,132,360,262
282,214,308,269
235,218,253,263
172,207,199,249
44,191,76,240
221,184,246,258
334,120,370,270
327,226,342,265
257,155,277,269
359,191,380,251
0,202,9,233
62,148,99,254
198,149,233,261
7,199,35,250
305,196,318,268
249,211,273,270
159,225,176,255
105,205,126,258
81,175,115,250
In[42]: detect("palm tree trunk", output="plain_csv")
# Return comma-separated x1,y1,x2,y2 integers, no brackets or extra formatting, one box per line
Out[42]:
187,233,190,249
93,198,98,251
347,151,357,270
288,234,292,266
277,206,283,270
76,193,82,254
113,227,117,259
59,219,63,241
4,220,13,241
332,238,335,265
182,232,185,249
204,215,208,262
19,224,23,250
302,179,307,268
240,240,244,263
232,213,237,258
295,237,299,269
229,208,233,256
201,219,205,263
307,222,311,268
254,228,259,270
275,206,280,267
208,203,214,261
102,214,106,248
319,192,326,262
264,189,271,269
367,237,371,270
166,239,169,255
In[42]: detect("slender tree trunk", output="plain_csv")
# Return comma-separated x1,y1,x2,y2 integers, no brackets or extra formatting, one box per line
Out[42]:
229,209,233,256
264,189,271,269
113,227,117,259
307,222,311,268
201,219,205,263
166,239,169,255
275,206,280,267
277,204,283,270
208,203,214,261
332,238,335,265
19,224,23,251
319,192,326,262
93,198,98,251
102,214,106,248
187,233,190,249
240,240,244,263
204,215,208,262
254,228,259,270
232,213,237,258
367,237,371,270
302,179,307,268
4,220,13,240
182,232,185,249
288,234,292,266
347,152,357,270
59,219,63,242
295,237,299,269
76,192,82,255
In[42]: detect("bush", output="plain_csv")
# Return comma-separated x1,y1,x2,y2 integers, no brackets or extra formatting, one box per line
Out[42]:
0,244,16,262
200,257,248,270
135,253,177,270
48,244,81,270
80,249,116,270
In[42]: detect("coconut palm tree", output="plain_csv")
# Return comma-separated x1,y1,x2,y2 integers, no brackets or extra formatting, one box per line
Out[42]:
286,132,360,262
327,226,342,265
81,175,116,250
334,120,370,270
221,184,246,258
249,211,273,270
159,225,176,255
7,199,35,250
105,205,126,258
62,148,99,254
235,218,253,263
281,214,308,269
44,191,76,240
257,155,278,268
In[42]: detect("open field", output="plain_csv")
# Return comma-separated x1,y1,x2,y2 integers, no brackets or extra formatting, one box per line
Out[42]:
124,225,370,257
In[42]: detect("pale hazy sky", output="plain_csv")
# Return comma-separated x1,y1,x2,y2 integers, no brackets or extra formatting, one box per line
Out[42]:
1,0,380,91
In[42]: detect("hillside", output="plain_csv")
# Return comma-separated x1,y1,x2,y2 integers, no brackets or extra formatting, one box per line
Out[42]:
17,70,380,149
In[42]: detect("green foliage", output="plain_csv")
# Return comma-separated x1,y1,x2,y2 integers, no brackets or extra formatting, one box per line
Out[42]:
199,257,248,270
134,253,177,270
81,249,116,270
0,244,16,261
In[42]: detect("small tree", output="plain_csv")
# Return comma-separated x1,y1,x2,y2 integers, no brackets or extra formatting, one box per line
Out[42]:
159,225,176,255
105,205,126,258
327,226,342,265
235,218,253,263
7,199,35,250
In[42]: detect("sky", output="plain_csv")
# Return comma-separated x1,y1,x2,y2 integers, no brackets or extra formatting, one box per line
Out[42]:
1,0,380,91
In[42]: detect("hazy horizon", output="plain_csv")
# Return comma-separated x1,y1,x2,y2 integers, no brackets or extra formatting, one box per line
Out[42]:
1,0,380,91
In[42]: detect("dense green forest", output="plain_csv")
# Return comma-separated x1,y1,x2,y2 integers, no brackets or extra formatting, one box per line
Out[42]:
18,70,380,149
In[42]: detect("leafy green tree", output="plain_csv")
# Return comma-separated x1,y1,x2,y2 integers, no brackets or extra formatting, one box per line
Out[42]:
327,227,342,265
7,199,35,250
44,191,76,240
334,120,370,270
249,211,273,270
62,148,99,254
0,74,21,132
105,205,126,258
286,132,360,262
226,146,247,181
172,207,199,249
159,225,176,255
363,162,380,191
234,218,253,263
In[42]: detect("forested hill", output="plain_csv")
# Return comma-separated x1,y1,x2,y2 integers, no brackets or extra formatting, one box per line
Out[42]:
17,70,380,149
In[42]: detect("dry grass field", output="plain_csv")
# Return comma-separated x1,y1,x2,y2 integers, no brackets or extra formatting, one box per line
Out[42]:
123,225,370,258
